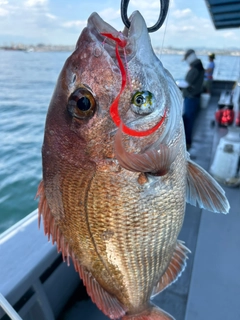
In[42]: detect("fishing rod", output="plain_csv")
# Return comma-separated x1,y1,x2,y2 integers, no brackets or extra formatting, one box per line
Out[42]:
120,0,170,32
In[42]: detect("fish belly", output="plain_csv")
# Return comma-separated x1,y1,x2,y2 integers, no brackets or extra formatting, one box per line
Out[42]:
84,154,186,310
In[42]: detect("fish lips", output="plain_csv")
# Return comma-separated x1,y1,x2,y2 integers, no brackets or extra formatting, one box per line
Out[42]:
86,10,151,60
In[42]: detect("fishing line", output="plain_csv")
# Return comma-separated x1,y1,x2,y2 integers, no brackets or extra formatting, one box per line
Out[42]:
159,0,171,58
123,47,132,91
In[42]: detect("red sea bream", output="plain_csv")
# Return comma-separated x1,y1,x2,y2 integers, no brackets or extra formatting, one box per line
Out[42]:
37,11,230,320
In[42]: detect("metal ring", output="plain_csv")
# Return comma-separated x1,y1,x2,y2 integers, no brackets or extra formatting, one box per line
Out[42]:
120,0,169,33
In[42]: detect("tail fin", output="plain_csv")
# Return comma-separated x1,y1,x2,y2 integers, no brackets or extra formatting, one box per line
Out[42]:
122,305,175,320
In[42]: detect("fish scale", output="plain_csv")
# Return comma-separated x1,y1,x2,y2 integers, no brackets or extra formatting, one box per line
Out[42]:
59,166,97,263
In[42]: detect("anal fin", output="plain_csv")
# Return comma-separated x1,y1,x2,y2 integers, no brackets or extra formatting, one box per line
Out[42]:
75,263,126,319
151,241,190,296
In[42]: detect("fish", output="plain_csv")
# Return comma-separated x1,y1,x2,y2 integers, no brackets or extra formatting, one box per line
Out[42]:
36,11,230,320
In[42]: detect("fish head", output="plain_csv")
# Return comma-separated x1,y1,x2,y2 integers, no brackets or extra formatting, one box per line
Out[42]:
42,11,183,178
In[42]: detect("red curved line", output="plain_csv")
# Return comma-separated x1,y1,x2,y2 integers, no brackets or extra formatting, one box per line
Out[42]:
122,108,167,137
101,33,126,128
101,33,127,48
101,32,166,137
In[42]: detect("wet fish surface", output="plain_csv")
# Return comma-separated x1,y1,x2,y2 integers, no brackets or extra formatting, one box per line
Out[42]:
37,11,230,320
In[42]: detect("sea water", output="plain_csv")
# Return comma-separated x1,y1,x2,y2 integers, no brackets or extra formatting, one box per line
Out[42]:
0,50,239,234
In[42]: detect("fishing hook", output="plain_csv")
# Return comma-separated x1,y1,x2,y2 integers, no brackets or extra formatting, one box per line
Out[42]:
120,0,169,33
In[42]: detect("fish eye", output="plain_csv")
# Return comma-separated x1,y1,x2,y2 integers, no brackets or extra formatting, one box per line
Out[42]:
131,91,156,115
67,87,96,119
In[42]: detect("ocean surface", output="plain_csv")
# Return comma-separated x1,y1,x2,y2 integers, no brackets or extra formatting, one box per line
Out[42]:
0,50,240,234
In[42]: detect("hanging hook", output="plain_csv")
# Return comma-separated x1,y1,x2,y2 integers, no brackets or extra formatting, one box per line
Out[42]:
120,0,169,33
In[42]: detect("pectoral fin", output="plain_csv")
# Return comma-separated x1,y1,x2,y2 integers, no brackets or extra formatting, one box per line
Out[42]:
114,127,178,176
186,160,230,214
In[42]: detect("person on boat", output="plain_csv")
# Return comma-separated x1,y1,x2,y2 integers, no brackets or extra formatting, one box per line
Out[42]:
203,53,215,94
181,49,205,150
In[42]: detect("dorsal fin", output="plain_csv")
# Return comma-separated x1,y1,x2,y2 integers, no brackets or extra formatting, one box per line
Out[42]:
186,160,230,213
36,180,72,265
151,241,190,296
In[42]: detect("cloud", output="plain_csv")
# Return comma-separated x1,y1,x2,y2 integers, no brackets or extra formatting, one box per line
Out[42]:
0,0,239,49
45,12,56,20
181,25,195,31
161,7,214,42
0,7,8,16
99,7,120,20
221,31,238,40
0,0,9,16
172,9,192,19
62,20,86,29
130,0,160,9
0,0,59,44
24,0,47,7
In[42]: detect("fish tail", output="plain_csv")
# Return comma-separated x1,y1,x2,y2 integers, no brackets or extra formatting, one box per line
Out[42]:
122,305,175,320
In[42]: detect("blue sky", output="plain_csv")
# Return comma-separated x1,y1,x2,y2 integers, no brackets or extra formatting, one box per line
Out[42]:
0,0,239,49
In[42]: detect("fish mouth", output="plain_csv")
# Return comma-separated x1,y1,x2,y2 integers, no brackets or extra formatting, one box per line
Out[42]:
87,11,147,59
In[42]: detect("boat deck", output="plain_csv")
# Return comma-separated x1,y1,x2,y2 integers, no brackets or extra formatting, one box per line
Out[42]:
59,80,240,320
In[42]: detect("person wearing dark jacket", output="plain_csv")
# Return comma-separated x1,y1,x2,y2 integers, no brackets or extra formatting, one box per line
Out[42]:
181,49,204,150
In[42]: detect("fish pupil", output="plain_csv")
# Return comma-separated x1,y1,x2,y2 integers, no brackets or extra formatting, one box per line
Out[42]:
77,97,91,111
136,95,144,105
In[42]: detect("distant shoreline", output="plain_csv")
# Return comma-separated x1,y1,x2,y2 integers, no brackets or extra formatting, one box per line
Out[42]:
1,45,240,56
0,45,75,52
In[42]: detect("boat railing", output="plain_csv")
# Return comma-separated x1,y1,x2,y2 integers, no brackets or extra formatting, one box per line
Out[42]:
0,210,80,320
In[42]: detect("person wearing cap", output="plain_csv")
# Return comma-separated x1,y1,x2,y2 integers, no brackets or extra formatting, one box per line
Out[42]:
181,49,205,150
203,53,215,94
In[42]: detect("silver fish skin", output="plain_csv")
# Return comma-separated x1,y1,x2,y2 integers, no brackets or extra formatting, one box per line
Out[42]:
37,11,230,320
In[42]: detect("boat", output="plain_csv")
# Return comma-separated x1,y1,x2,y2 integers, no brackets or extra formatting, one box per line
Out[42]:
1,1,240,319
25,48,34,53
